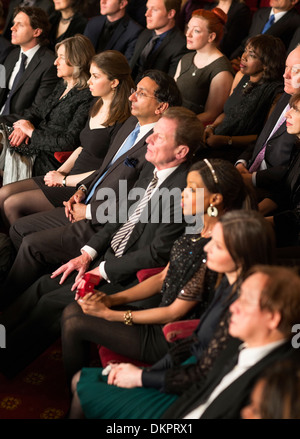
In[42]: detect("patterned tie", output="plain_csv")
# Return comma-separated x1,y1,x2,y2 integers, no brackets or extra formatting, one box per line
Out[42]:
262,14,275,34
249,104,289,173
111,171,158,258
85,124,140,203
2,53,27,115
139,35,160,66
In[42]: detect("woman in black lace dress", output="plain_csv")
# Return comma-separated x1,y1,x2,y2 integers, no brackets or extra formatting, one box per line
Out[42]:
61,158,253,384
203,34,286,163
68,208,275,419
0,50,134,226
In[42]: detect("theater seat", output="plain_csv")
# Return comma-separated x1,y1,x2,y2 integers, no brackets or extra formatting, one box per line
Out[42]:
54,151,73,163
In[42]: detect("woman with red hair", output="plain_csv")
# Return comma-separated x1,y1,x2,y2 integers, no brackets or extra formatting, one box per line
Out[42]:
174,8,234,124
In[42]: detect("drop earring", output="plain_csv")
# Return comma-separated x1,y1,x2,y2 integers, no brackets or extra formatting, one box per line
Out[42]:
207,203,218,217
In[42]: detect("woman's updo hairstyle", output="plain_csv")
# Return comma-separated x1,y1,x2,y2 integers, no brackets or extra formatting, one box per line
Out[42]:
191,8,227,45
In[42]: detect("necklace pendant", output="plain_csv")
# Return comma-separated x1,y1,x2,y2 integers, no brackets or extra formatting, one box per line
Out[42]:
192,71,196,76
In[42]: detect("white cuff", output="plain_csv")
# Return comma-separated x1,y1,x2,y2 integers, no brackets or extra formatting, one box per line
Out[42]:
99,261,110,282
81,245,97,260
85,204,92,220
251,172,257,187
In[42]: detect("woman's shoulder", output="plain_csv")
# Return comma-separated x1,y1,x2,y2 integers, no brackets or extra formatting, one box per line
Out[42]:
180,51,196,67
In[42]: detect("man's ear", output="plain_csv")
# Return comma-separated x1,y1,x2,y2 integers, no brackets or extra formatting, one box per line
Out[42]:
167,8,176,20
155,102,169,115
175,144,189,160
120,0,128,10
33,28,42,39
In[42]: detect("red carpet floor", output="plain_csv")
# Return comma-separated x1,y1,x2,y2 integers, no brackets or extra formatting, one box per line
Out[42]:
0,339,73,419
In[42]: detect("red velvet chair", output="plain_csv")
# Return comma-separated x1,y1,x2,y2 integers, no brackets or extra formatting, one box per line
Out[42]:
54,151,73,164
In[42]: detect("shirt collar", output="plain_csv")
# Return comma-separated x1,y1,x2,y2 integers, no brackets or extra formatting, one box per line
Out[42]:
237,339,286,369
21,44,40,64
270,9,288,21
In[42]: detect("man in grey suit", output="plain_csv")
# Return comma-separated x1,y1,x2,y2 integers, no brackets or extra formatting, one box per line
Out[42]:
129,0,188,82
1,70,183,303
83,0,143,61
0,5,58,124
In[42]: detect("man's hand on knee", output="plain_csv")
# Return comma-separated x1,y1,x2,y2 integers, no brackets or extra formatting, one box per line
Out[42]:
51,251,92,285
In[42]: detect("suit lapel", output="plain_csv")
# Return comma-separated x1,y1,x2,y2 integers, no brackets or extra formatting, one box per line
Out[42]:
5,49,19,86
10,47,43,97
253,93,290,152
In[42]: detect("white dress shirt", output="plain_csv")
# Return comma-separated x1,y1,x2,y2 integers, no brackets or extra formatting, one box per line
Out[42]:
184,339,286,419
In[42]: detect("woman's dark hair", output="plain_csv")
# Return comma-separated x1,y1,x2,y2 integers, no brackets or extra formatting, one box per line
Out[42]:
244,34,286,83
219,210,275,279
191,8,227,45
189,158,256,211
141,69,182,107
90,50,135,125
55,34,95,89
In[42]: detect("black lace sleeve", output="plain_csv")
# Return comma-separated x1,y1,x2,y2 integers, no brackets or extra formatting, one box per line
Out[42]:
163,310,231,395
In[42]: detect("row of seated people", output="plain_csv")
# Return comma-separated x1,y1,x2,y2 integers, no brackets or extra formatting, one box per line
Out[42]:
0,153,299,418
0,93,298,418
0,0,298,420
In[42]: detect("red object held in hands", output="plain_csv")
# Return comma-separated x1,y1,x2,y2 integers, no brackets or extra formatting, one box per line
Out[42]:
76,273,100,298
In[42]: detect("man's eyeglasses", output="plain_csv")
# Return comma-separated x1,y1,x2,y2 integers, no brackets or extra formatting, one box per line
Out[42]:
131,88,157,99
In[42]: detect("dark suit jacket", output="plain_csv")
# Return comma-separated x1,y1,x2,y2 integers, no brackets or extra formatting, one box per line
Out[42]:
83,14,143,61
78,116,152,225
0,45,58,124
2,0,55,41
230,7,300,59
162,338,293,419
238,93,296,191
85,161,189,285
129,26,188,82
288,26,300,53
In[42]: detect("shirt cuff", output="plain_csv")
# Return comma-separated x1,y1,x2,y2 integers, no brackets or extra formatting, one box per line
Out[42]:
85,204,92,220
81,245,97,260
251,172,257,187
235,159,247,167
99,261,110,282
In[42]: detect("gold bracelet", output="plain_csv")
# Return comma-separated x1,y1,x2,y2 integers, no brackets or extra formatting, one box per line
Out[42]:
123,310,133,325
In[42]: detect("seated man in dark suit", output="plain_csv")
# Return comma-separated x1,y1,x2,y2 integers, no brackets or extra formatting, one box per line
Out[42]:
0,70,184,303
0,5,58,124
129,0,188,83
83,0,143,61
235,45,300,207
162,265,300,419
230,0,300,64
0,106,204,377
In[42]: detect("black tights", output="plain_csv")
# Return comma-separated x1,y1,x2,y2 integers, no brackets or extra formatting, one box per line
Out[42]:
61,301,169,386
0,178,53,227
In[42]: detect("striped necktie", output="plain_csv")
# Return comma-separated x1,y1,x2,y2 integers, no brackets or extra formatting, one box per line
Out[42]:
111,171,158,258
